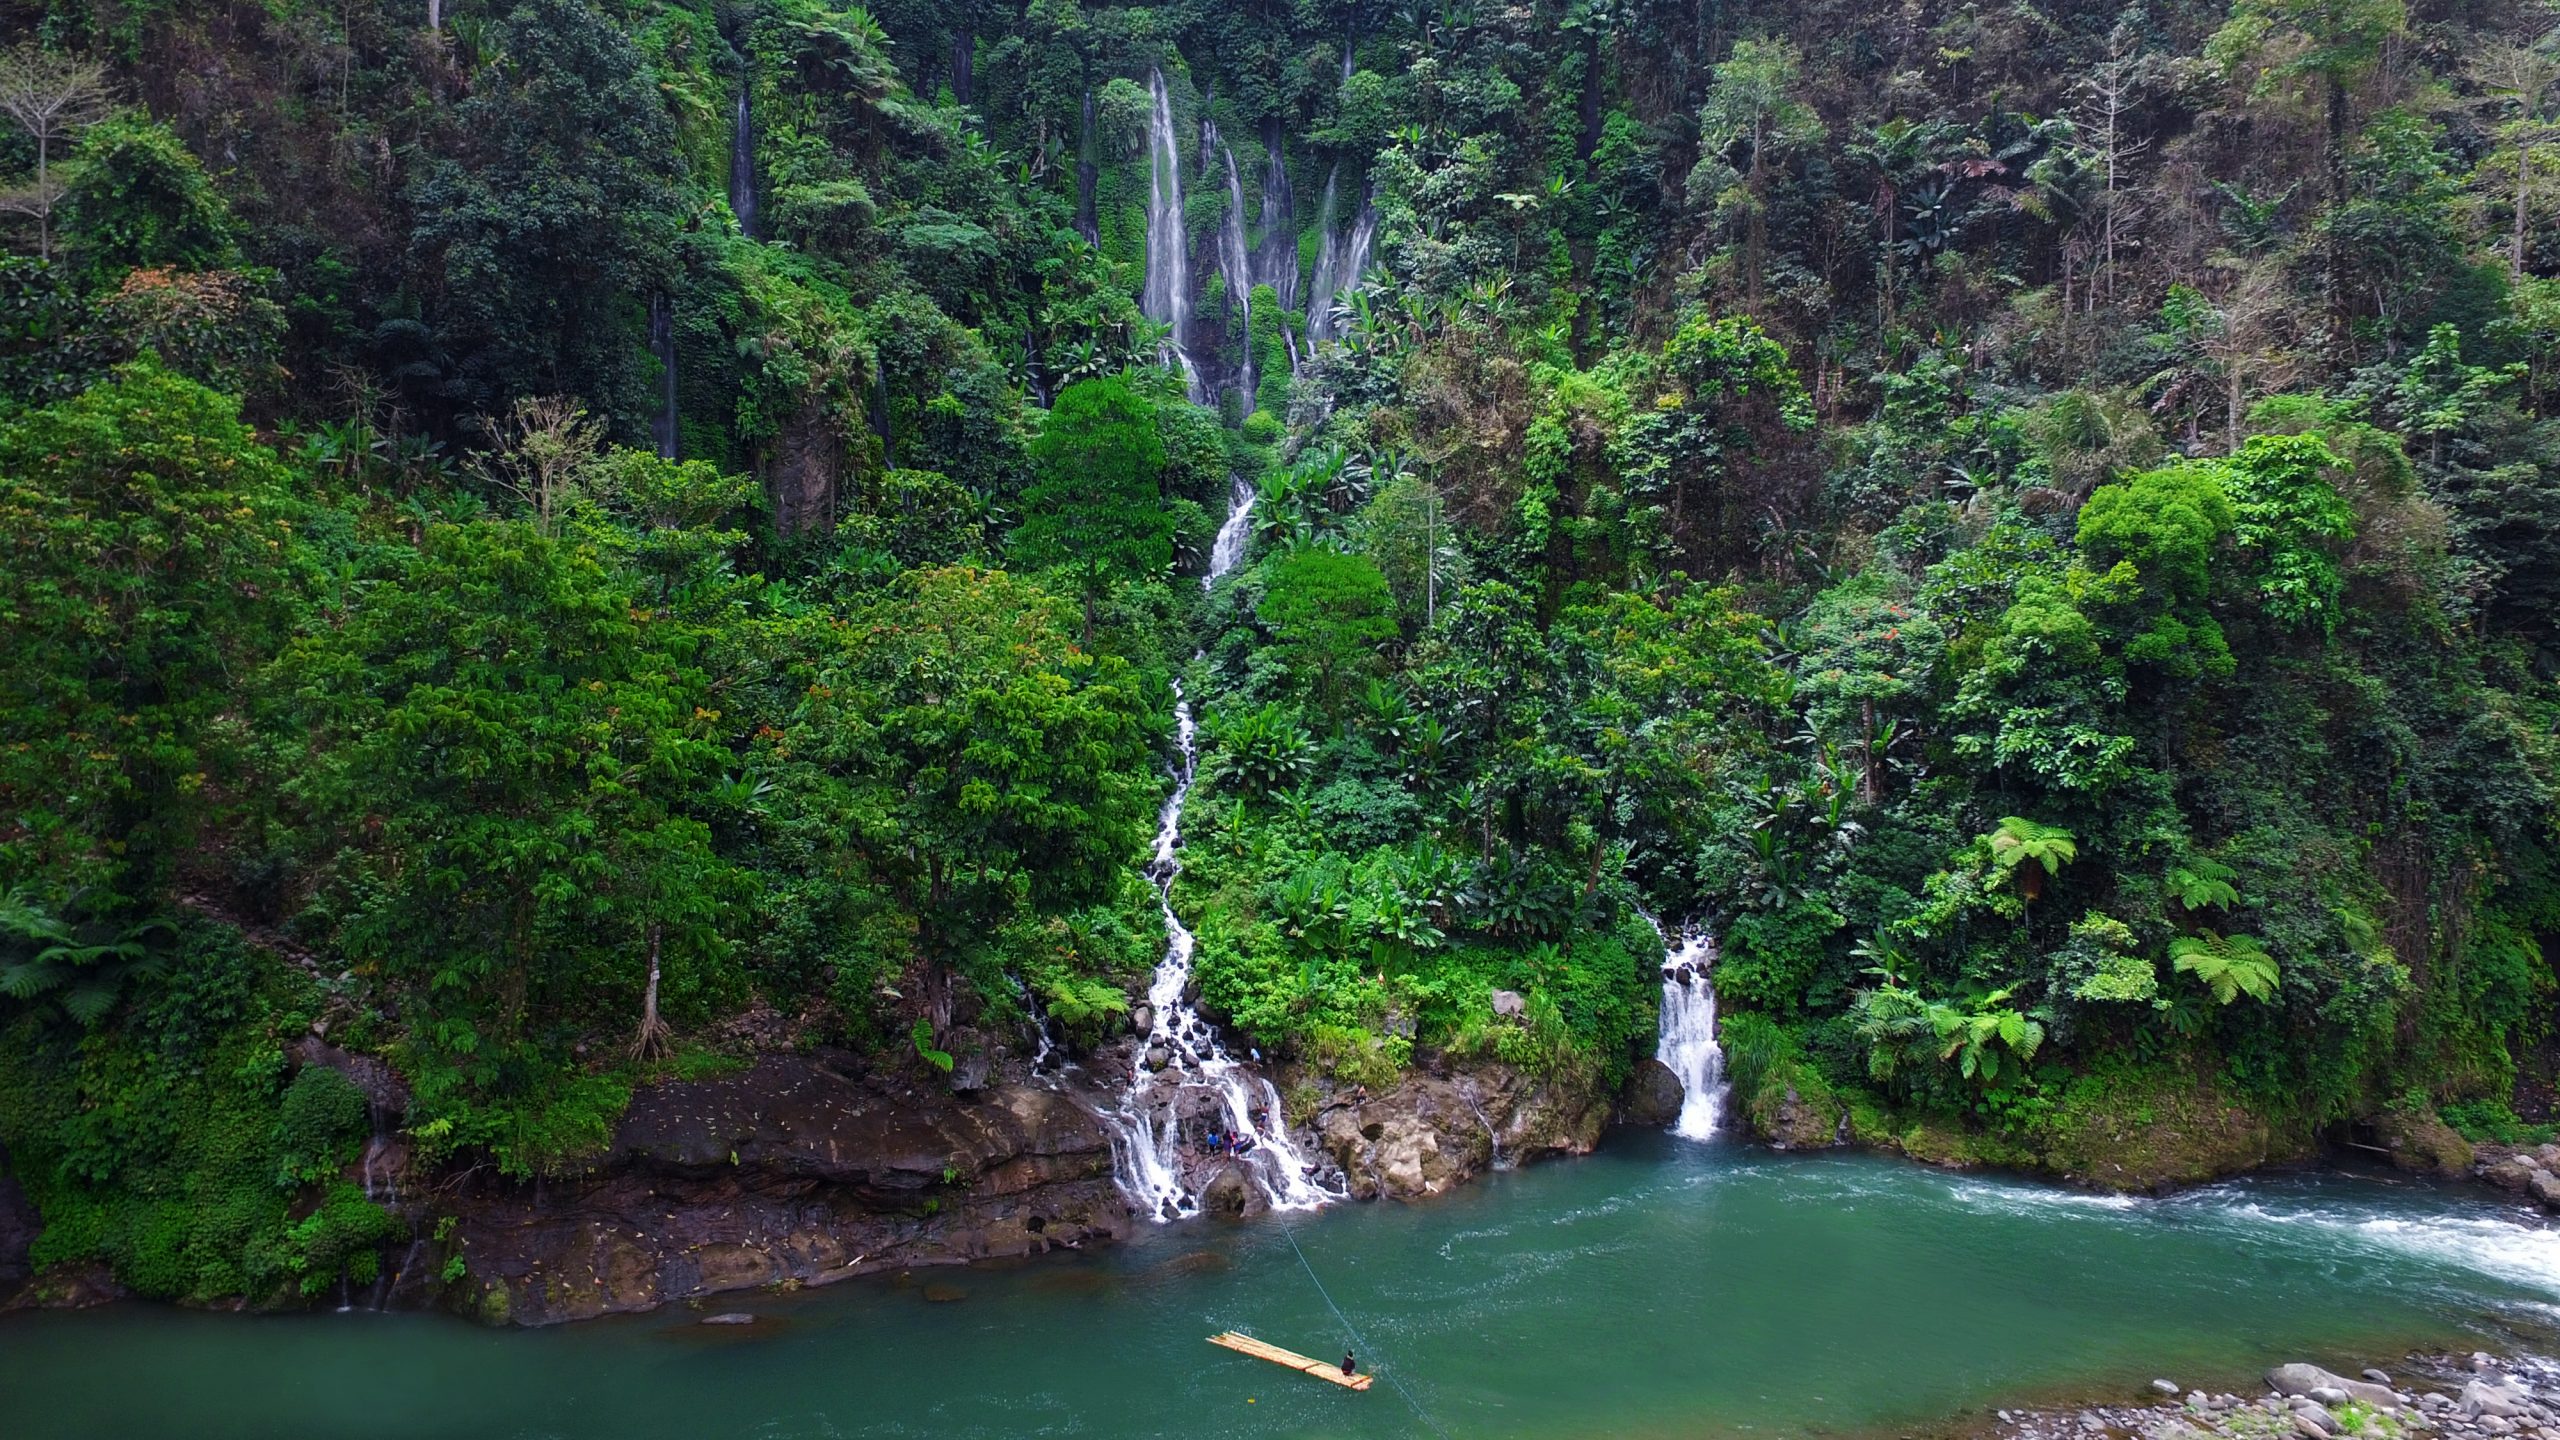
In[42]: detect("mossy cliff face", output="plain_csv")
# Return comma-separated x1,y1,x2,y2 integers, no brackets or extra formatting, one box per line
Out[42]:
1724,1042,2324,1192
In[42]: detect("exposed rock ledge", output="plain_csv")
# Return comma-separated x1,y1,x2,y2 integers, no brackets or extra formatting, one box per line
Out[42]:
1307,1060,1612,1202
444,1054,1128,1327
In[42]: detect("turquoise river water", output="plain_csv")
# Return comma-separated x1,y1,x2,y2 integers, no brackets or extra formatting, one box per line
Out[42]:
5,1137,2559,1439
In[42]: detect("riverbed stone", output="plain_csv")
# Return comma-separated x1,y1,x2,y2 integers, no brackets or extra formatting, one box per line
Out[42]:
2270,1364,2402,1410
1621,1059,1685,1128
2465,1379,2534,1419
2529,1172,2560,1210
2152,1379,2181,1396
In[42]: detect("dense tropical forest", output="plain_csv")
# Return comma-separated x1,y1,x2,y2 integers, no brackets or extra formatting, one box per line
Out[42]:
0,0,2554,1311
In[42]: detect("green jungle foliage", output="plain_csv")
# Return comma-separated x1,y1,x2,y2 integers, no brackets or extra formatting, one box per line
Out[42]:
0,0,2553,1302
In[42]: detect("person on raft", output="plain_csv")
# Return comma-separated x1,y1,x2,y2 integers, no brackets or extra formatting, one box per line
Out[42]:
1341,1351,1357,1377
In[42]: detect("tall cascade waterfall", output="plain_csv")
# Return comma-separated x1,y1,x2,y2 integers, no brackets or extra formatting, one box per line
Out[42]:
1253,129,1298,313
729,87,758,238
1304,169,1378,348
1212,132,1256,416
1106,477,1339,1220
1140,70,1203,401
648,293,678,459
1653,922,1727,1140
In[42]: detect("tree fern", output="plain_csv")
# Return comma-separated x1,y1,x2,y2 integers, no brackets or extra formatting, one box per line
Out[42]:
2166,856,2241,911
2169,931,2280,1004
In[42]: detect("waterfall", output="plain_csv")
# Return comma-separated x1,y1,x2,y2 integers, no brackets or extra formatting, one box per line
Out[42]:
1304,184,1378,348
354,1106,428,1310
1252,127,1298,312
1652,923,1727,1141
1140,70,1203,401
1214,136,1256,416
1106,475,1338,1221
648,293,678,460
1075,88,1099,247
729,87,758,239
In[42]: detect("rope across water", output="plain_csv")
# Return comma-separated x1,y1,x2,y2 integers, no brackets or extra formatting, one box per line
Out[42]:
1273,1213,1455,1440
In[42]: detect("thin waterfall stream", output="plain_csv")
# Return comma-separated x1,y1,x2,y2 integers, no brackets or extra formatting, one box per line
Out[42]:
1104,476,1341,1220
1646,916,1727,1140
729,86,757,238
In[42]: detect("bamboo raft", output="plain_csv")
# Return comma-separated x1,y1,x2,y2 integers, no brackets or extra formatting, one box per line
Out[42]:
1206,1331,1375,1390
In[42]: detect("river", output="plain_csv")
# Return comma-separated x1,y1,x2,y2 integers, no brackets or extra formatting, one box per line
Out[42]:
5,1138,2556,1439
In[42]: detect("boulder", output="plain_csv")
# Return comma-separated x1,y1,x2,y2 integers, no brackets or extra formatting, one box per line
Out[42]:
2376,1106,2476,1177
1144,1045,1172,1073
1490,990,1527,1020
2483,1159,2538,1192
2463,1378,2534,1420
2269,1365,2401,1411
2530,1170,2560,1210
2151,1378,2181,1396
1620,1059,1685,1128
1757,1082,1844,1149
1199,1166,1251,1217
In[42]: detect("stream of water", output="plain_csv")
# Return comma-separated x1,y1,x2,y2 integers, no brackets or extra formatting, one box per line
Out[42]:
1104,476,1340,1220
8,1145,2557,1439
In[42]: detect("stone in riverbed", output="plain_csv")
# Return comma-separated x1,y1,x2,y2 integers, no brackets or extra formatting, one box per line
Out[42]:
2463,1378,2533,1419
2310,1387,2351,1407
701,1312,755,1325
1199,1166,1250,1217
2483,1160,2538,1192
1144,1045,1171,1073
1620,1059,1684,1128
2366,1370,2395,1386
2529,1171,2560,1210
2270,1364,2402,1411
2153,1379,2182,1396
2293,1415,2333,1439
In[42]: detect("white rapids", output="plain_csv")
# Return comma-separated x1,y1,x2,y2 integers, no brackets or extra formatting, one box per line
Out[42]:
1104,476,1337,1221
1652,922,1726,1141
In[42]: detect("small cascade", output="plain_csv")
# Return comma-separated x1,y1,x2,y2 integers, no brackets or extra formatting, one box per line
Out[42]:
354,1110,429,1310
1304,183,1378,348
729,87,758,239
1106,476,1337,1221
1213,136,1256,415
1651,922,1726,1141
1075,89,1099,247
648,292,678,460
1140,69,1202,401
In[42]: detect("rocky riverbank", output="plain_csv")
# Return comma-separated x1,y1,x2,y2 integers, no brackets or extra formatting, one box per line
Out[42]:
1974,1354,2560,1440
436,1053,1129,1326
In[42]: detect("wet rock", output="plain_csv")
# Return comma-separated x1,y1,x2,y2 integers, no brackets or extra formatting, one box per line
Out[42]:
1621,1059,1685,1129
2293,1414,2333,1439
444,1055,1128,1326
1313,1060,1606,1202
1199,1165,1250,1217
1490,989,1526,1020
2481,1160,2537,1192
946,1029,992,1095
2152,1379,2181,1396
1758,1082,1845,1149
701,1312,756,1325
2530,1172,2560,1211
1144,1045,1171,1073
2465,1379,2534,1420
1129,1006,1153,1036
2378,1106,2476,1177
2366,1370,2394,1386
2270,1364,2402,1410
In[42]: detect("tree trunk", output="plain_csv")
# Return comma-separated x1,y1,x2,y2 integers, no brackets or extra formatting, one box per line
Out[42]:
629,921,669,1061
2518,139,2533,279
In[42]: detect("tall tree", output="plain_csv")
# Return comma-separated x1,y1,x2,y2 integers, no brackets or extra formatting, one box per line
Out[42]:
1011,374,1173,641
0,44,109,264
